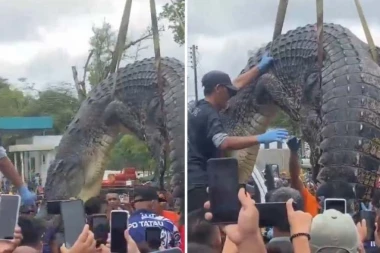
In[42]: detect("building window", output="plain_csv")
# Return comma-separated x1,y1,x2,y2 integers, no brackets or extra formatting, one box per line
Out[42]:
42,154,46,164
277,141,283,149
264,143,270,149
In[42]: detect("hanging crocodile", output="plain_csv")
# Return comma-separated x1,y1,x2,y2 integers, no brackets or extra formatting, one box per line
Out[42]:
43,57,184,202
218,23,380,201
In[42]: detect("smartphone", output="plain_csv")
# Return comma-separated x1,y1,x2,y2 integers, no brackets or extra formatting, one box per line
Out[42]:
207,158,240,224
88,214,109,247
151,248,182,253
60,200,86,248
255,202,296,228
110,210,129,253
360,210,376,242
324,198,346,213
47,200,61,215
0,195,21,240
145,227,162,250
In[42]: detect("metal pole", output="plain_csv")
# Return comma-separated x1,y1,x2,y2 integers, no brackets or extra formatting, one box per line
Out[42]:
191,45,198,102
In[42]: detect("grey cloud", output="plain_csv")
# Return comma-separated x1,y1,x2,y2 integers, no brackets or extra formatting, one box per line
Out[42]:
188,0,380,37
0,0,169,43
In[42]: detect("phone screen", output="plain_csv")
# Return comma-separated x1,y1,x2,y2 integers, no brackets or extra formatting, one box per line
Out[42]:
60,200,86,248
0,195,21,239
255,202,295,228
324,199,346,213
207,158,240,224
360,210,376,242
145,227,162,250
90,215,109,246
110,211,129,253
47,200,61,215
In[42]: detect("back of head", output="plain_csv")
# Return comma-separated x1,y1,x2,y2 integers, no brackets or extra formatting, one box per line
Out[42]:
18,216,45,249
187,208,219,248
310,209,359,253
188,243,216,253
266,240,294,253
84,196,103,215
268,187,304,232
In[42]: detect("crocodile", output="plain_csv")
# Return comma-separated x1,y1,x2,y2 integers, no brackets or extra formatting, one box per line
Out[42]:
43,57,184,203
218,23,380,201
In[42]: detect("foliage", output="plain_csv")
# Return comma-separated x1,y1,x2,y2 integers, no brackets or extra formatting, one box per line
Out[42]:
160,0,185,45
270,110,299,135
107,134,155,171
88,22,117,87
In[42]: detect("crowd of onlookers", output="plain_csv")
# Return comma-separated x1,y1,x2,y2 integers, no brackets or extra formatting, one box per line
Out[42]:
187,137,380,253
0,186,184,253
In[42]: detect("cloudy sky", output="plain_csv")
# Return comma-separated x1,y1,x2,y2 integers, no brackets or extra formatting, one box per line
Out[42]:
0,0,184,90
187,0,380,101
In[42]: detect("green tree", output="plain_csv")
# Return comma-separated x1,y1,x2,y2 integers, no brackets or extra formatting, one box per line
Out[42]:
160,0,185,46
22,85,80,134
107,134,155,171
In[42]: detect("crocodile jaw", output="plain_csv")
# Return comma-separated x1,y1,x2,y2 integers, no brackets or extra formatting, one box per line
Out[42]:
228,105,278,183
77,134,115,202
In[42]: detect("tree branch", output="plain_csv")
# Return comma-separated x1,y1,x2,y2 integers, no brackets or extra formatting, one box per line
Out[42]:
124,26,164,51
82,50,94,87
71,66,86,103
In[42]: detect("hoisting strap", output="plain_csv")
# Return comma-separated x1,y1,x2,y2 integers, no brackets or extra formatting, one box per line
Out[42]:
272,0,289,41
354,0,378,64
316,0,324,88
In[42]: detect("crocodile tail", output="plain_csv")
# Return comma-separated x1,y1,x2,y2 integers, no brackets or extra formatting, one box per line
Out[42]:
318,24,380,200
161,58,185,197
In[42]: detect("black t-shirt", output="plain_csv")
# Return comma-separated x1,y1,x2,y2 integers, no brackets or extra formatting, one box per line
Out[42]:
187,99,226,189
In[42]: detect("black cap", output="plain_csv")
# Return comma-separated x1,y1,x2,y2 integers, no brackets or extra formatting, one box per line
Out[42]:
202,70,238,96
133,187,159,202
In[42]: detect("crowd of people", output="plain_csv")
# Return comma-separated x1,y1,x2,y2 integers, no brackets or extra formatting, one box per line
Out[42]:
0,187,184,253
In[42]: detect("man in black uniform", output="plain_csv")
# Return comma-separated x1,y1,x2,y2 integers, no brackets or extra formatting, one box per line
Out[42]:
187,53,289,212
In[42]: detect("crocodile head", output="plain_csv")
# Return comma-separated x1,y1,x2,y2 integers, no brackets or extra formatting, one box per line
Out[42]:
44,88,119,202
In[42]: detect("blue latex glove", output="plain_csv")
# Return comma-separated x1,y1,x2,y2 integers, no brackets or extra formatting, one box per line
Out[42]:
267,227,273,239
257,52,274,73
287,137,301,153
19,185,36,206
257,129,289,144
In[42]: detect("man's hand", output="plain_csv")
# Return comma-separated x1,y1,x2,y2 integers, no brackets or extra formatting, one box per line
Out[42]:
257,129,288,144
60,225,96,253
287,137,301,153
286,199,312,235
257,52,274,73
0,226,23,253
204,188,260,246
18,185,36,206
356,219,367,243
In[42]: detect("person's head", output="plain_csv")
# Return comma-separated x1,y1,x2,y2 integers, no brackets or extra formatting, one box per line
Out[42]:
316,180,356,213
268,187,304,234
84,196,103,215
202,70,238,110
106,193,120,209
310,209,359,253
13,246,40,253
133,187,159,211
18,216,45,251
188,209,222,250
188,242,217,253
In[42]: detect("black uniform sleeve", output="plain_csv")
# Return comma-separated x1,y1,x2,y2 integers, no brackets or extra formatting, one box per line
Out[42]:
206,111,228,148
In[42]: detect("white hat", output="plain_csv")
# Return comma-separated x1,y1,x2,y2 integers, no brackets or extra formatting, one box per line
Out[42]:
310,209,359,253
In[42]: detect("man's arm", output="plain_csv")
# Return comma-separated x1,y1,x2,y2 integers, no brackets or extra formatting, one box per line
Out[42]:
0,147,24,188
233,52,273,90
233,67,260,90
287,138,304,191
207,114,288,151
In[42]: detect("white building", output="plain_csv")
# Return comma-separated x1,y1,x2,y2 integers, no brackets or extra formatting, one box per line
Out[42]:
8,135,62,186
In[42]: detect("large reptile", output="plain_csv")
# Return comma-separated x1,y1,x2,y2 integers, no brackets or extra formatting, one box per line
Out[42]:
219,23,380,201
43,57,184,203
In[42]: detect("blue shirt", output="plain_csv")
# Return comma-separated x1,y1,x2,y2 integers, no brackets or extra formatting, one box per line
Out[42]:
128,209,181,249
